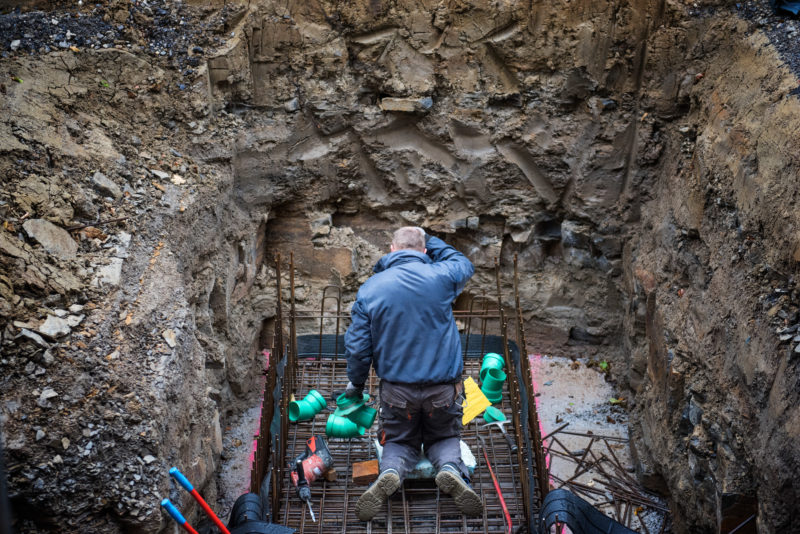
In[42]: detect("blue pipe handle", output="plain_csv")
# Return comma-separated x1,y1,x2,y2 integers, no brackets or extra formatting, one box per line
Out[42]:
169,467,194,492
161,498,187,525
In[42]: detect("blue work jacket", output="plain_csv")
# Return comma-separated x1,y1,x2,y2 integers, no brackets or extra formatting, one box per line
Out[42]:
345,235,475,385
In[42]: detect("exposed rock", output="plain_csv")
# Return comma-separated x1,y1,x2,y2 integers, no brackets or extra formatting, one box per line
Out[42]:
37,387,58,408
311,214,332,237
284,97,300,112
66,314,85,327
18,328,50,348
42,349,55,366
36,315,71,339
162,329,177,348
22,219,78,259
379,96,434,113
91,171,122,199
150,169,170,180
94,257,124,287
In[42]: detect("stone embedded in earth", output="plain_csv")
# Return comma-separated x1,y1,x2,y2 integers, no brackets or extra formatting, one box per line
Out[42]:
19,328,50,348
66,314,85,327
37,315,71,338
22,219,78,259
284,97,300,112
150,169,170,180
37,387,58,408
311,214,333,237
379,96,434,113
95,257,124,287
162,329,177,348
91,171,122,199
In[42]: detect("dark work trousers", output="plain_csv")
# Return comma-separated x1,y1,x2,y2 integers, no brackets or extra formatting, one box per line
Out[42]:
378,380,469,481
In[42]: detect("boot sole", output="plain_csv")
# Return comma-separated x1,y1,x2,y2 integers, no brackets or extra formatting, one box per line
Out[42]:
435,470,483,516
355,471,401,521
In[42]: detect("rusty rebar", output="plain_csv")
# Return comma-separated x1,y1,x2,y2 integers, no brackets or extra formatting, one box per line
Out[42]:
493,257,530,522
289,252,298,390
513,254,549,500
272,253,285,518
541,423,570,441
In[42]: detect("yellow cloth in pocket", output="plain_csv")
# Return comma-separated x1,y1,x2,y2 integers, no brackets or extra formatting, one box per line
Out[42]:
461,376,491,426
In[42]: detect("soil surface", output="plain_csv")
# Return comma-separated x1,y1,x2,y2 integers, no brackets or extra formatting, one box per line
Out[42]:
531,355,667,533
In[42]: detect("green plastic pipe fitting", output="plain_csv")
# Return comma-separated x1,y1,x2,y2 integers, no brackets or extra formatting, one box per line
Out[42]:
333,392,370,415
483,405,507,423
347,404,378,429
480,352,505,381
481,367,506,404
325,414,367,438
324,391,377,437
288,390,327,422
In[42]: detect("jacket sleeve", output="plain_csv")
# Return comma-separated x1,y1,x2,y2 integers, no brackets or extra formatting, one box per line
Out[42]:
424,235,475,295
345,298,373,386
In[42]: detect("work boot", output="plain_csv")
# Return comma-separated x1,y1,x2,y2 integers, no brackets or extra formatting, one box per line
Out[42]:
435,463,483,516
355,468,401,521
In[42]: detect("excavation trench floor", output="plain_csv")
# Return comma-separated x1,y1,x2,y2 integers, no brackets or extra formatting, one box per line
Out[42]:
530,354,631,478
530,355,668,532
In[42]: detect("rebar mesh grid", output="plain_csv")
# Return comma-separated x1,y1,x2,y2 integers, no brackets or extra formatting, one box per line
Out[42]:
251,252,549,533
279,357,529,534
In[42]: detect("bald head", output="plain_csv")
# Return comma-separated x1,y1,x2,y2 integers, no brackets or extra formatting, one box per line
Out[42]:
391,227,426,253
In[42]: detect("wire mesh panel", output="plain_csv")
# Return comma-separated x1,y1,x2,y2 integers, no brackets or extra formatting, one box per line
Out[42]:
277,354,530,534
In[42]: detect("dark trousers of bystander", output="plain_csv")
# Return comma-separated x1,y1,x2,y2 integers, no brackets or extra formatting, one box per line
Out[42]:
378,380,469,481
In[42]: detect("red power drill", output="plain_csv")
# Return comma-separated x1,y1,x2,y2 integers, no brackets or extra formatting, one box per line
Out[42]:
290,435,334,522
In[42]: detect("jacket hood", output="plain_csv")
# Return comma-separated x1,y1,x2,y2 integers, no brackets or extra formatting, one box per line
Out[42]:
373,249,431,273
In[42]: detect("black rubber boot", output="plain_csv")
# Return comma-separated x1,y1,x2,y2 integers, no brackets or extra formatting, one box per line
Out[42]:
355,468,402,521
435,463,483,516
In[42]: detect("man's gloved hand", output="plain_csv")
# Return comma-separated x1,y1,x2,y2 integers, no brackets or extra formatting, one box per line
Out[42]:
344,381,364,400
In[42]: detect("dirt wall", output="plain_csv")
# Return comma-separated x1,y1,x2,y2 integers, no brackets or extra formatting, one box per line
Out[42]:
624,19,800,533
